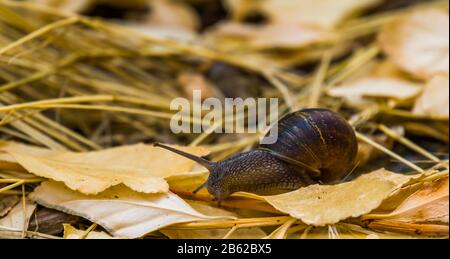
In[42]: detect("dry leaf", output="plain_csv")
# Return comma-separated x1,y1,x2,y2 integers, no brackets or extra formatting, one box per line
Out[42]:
166,169,210,196
379,9,449,80
0,196,19,217
0,199,36,238
161,200,266,239
144,0,199,32
342,60,409,84
28,207,80,235
0,152,28,173
376,182,425,212
210,22,329,49
0,169,36,180
413,74,449,118
225,0,381,29
263,169,411,226
0,142,209,195
63,224,114,239
328,77,422,107
364,177,449,224
29,181,233,238
178,72,218,100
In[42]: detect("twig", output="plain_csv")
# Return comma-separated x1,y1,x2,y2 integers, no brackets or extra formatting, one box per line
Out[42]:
356,132,425,173
167,216,291,230
308,51,332,108
263,71,294,110
378,124,441,162
0,180,25,193
0,16,79,56
0,95,114,113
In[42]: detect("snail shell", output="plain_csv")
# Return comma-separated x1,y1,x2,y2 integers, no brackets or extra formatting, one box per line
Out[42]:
261,108,358,183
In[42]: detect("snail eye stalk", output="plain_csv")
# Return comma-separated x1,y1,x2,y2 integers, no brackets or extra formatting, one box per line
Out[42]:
153,143,214,171
153,143,214,196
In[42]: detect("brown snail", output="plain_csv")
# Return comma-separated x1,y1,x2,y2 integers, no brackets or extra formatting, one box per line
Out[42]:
155,108,358,204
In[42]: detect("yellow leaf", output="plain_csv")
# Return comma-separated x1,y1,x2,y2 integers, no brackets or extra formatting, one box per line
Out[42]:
166,170,210,196
0,142,209,195
376,182,425,212
413,74,449,118
63,224,114,239
327,77,422,108
29,181,233,238
379,9,449,80
364,177,449,224
263,169,411,226
210,22,329,49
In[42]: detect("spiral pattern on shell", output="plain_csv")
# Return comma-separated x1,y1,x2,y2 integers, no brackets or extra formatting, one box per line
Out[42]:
261,108,358,183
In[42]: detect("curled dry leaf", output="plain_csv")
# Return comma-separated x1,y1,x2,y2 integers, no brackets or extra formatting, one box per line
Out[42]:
0,142,209,195
210,22,329,49
63,224,114,239
161,200,266,239
0,199,36,238
263,169,411,226
413,74,449,118
30,181,234,238
327,77,422,108
364,177,449,224
376,182,425,212
379,9,449,80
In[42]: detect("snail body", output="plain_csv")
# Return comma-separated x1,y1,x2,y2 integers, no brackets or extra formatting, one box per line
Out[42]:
155,108,357,204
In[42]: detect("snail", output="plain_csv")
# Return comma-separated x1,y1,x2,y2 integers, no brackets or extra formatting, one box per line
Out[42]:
155,108,358,205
